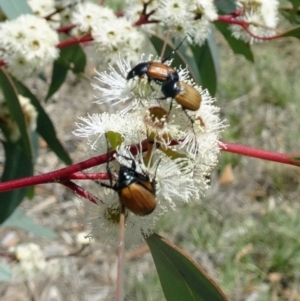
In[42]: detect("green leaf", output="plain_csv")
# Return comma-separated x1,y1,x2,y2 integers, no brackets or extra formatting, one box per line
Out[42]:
46,45,86,100
69,44,86,73
0,68,33,159
150,36,201,84
106,131,124,151
281,25,300,38
215,22,254,62
0,263,12,282
0,0,32,19
215,0,236,14
26,131,39,200
3,208,57,239
287,0,300,10
280,2,300,23
160,147,187,160
291,156,300,162
14,79,72,165
0,140,33,223
147,234,229,301
0,69,34,222
190,33,219,96
46,60,68,100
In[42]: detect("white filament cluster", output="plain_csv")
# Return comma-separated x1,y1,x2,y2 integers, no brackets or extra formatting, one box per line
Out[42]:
0,14,59,79
230,0,279,43
74,55,226,246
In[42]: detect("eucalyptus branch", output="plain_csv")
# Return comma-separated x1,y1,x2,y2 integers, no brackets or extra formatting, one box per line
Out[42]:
220,141,300,167
60,180,101,204
217,15,283,41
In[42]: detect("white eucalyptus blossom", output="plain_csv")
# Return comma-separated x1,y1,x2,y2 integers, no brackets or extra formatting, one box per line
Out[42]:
56,0,81,26
84,186,164,247
92,55,187,113
92,17,146,64
123,0,158,34
0,14,59,79
27,0,61,28
71,2,146,63
71,2,115,35
74,54,225,246
28,0,56,17
179,88,227,156
74,112,145,150
155,0,218,45
230,0,279,43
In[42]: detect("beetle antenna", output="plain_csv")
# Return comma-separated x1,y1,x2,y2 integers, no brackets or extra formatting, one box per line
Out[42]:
159,28,171,60
162,36,187,63
153,158,161,178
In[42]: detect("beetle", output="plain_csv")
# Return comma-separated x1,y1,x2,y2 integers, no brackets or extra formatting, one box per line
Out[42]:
161,80,202,112
159,80,202,137
126,37,187,86
126,61,178,85
101,154,157,216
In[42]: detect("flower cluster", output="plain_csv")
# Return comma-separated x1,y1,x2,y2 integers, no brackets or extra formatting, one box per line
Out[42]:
0,0,281,80
155,0,218,45
122,0,218,45
55,0,81,26
27,0,60,28
70,0,219,64
230,0,279,43
74,54,225,246
0,14,59,79
0,94,38,142
71,2,146,63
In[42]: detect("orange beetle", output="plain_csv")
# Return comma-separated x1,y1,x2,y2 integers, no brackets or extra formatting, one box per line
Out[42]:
126,37,187,86
161,80,202,112
126,61,178,85
101,156,157,216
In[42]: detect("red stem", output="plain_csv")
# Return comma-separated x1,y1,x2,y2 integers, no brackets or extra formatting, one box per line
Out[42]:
44,1,81,20
67,172,108,180
0,141,148,193
134,18,159,26
56,35,93,48
57,24,76,33
61,180,100,204
45,6,68,20
0,152,110,192
217,15,248,26
220,141,300,167
217,15,283,41
1,141,300,194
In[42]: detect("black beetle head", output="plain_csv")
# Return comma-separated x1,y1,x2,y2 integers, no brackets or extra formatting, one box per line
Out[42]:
126,62,150,80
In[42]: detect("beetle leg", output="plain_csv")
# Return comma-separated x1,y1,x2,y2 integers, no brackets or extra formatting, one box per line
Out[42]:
183,108,194,124
183,108,199,154
167,99,173,119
